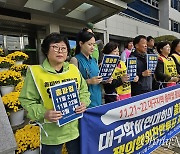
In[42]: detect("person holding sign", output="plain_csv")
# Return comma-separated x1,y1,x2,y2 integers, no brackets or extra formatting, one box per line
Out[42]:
70,30,106,107
170,39,180,75
103,42,139,103
130,35,152,96
19,33,90,154
155,41,179,88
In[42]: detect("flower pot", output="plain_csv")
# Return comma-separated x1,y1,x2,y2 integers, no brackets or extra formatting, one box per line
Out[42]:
9,109,24,127
0,85,15,96
0,68,9,72
15,60,24,66
23,148,40,154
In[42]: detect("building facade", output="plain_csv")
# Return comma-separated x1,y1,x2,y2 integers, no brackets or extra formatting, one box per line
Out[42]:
0,0,180,63
94,0,180,51
0,0,133,63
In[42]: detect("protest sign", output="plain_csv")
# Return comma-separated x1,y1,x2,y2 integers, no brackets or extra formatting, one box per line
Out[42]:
127,57,137,81
99,54,120,81
81,84,180,154
50,80,82,126
147,54,158,73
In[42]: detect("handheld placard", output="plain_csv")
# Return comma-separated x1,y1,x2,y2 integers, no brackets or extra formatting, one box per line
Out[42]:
147,54,158,74
98,54,120,81
50,80,82,127
127,57,137,81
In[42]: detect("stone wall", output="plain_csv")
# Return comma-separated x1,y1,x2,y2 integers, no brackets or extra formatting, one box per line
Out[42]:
0,97,17,154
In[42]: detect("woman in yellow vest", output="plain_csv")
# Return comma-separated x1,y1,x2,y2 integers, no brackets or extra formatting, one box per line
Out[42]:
170,39,180,75
19,33,90,154
155,41,179,87
102,42,139,103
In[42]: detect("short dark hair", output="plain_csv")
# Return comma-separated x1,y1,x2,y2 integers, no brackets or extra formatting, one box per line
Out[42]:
157,41,170,54
82,27,92,32
133,35,146,47
75,30,95,55
41,32,70,57
124,39,133,49
147,36,154,42
170,39,180,55
102,42,119,54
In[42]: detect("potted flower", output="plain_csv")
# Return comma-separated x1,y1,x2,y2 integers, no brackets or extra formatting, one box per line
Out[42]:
2,91,21,112
0,70,22,86
2,91,24,126
0,57,15,71
0,70,22,95
15,124,40,154
11,64,28,77
7,51,29,65
14,80,24,92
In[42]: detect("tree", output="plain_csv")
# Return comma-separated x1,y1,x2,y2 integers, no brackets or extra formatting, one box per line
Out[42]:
154,35,178,43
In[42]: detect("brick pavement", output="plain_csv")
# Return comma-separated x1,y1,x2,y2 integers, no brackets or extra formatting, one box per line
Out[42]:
152,133,180,154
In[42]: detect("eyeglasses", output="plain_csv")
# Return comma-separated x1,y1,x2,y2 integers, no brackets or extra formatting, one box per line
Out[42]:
50,45,68,53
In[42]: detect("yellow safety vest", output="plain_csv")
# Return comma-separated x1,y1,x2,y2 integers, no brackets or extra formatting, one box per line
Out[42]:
172,53,180,64
112,61,131,95
30,64,81,110
160,56,178,77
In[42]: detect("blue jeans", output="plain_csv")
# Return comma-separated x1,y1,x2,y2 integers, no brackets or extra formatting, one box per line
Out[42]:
41,137,80,154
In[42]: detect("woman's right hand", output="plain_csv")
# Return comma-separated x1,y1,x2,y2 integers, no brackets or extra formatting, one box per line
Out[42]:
44,110,62,122
87,76,102,85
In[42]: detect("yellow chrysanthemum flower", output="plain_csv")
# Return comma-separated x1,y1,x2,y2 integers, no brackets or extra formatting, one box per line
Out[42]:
0,70,22,86
10,64,28,76
0,57,15,68
14,81,24,92
2,91,21,112
6,51,29,61
15,124,40,154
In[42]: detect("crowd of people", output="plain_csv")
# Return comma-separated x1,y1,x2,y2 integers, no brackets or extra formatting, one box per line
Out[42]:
19,28,180,154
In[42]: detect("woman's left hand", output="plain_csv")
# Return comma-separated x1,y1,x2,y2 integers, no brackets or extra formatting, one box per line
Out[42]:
133,75,139,82
75,102,87,114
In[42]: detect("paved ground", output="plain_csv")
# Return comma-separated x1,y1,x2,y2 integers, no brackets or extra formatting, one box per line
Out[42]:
152,133,180,154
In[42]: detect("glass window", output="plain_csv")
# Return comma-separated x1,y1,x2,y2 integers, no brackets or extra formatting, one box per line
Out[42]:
174,22,179,32
174,0,178,10
171,20,180,33
171,0,180,11
6,35,21,52
0,35,3,49
171,0,174,8
152,1,155,6
171,20,174,31
69,40,76,49
156,2,158,7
